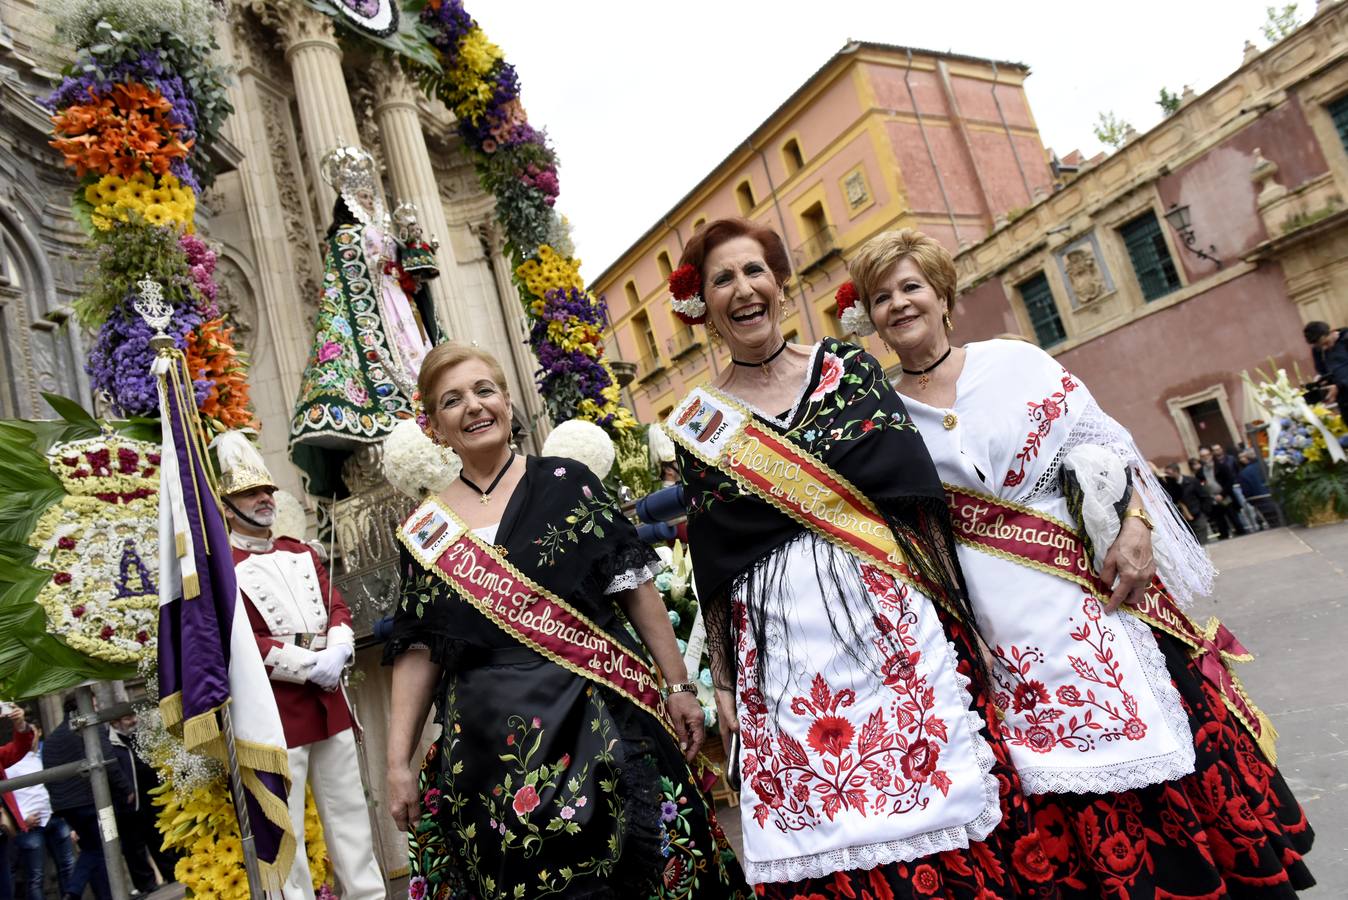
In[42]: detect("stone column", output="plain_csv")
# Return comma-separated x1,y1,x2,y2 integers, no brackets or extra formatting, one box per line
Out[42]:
263,1,362,211
370,58,473,342
484,220,549,444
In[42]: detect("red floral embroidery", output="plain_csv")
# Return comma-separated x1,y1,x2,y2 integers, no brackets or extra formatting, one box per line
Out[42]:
1003,372,1078,488
734,565,955,832
992,592,1148,753
808,352,844,402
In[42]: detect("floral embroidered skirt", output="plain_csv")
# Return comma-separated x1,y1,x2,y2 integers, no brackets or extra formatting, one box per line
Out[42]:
754,612,1064,899
1021,631,1314,898
406,654,751,899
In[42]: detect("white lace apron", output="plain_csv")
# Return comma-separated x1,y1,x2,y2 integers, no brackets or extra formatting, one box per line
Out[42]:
903,340,1196,795
733,536,1000,884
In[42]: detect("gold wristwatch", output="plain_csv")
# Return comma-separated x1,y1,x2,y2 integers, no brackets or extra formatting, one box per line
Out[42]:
1122,506,1154,530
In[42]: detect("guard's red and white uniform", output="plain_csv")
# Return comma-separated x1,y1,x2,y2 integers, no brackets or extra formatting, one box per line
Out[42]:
232,533,384,900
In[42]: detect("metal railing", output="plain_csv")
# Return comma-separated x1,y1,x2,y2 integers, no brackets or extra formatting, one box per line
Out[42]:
667,330,703,359
794,225,840,272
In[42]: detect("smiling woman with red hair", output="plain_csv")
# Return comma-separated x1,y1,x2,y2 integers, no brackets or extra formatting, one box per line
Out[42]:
664,218,1055,898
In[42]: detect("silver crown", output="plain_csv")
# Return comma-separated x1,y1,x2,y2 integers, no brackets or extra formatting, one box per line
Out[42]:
319,142,377,194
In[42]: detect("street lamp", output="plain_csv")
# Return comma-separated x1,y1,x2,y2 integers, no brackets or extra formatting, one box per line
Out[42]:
1163,202,1223,269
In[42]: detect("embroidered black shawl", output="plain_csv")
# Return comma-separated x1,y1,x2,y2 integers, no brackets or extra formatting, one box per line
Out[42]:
676,338,972,690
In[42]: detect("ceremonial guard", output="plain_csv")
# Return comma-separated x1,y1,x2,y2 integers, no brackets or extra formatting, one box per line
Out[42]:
215,433,385,900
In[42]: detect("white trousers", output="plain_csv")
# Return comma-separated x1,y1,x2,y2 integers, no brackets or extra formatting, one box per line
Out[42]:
281,728,385,900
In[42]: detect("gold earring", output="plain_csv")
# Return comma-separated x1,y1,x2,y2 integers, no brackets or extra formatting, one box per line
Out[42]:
705,322,722,345
943,310,953,332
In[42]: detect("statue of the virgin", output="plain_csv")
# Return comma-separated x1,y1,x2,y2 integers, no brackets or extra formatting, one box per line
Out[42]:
289,143,439,497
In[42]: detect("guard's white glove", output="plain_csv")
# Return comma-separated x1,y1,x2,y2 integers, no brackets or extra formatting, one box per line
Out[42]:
308,643,352,691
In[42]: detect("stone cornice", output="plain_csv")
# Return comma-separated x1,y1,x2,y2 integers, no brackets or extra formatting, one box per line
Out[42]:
954,0,1348,287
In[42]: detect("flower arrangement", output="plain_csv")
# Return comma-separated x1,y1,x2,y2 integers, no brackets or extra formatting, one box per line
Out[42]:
541,419,617,480
155,777,331,899
1246,368,1348,523
46,0,253,436
835,281,875,337
383,417,462,499
413,2,634,435
26,432,161,664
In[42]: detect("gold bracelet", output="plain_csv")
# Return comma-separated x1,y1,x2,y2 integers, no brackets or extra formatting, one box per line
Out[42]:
1122,507,1154,530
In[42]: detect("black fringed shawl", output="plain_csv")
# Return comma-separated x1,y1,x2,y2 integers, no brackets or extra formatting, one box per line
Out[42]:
676,339,973,691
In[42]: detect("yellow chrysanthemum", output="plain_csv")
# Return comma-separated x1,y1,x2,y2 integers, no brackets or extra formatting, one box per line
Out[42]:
130,170,155,188
113,185,146,209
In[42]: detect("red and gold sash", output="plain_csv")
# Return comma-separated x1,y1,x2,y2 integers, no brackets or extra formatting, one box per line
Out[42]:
664,386,938,599
397,498,672,732
945,484,1278,763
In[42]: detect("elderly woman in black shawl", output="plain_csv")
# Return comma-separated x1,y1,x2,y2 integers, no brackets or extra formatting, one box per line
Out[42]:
384,343,748,899
664,219,1059,899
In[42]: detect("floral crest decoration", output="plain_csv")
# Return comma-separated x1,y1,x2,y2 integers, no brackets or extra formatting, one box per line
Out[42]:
835,281,874,337
668,263,707,325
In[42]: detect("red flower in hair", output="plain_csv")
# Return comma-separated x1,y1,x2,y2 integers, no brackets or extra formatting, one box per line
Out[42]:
835,281,859,310
668,263,701,300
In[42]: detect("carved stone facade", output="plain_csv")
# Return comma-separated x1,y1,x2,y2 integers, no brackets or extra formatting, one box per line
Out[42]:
2,3,545,876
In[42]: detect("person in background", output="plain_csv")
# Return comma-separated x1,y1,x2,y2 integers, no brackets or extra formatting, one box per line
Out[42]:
108,708,177,892
1196,446,1246,539
0,703,37,900
1163,462,1212,542
1237,449,1277,529
7,722,75,900
1304,320,1348,405
1212,443,1261,534
41,695,133,900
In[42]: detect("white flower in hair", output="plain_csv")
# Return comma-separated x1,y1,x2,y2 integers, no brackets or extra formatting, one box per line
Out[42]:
835,281,876,336
542,419,616,480
382,418,462,499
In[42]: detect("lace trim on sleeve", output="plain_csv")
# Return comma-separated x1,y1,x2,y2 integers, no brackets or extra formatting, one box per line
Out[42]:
604,562,662,595
1024,397,1217,605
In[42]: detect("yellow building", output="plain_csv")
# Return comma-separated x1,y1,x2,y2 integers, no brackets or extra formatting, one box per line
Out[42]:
593,41,1056,421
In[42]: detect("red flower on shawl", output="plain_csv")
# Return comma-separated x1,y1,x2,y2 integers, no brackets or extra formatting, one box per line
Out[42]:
1012,680,1050,712
809,352,844,402
511,784,540,817
806,715,854,757
750,770,786,808
1025,725,1055,753
900,739,939,782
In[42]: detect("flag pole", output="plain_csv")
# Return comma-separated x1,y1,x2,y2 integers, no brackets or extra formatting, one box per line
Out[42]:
139,287,270,898
220,701,267,898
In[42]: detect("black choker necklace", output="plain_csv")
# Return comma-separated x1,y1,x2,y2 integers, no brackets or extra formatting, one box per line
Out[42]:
732,340,788,368
901,346,953,388
461,453,515,505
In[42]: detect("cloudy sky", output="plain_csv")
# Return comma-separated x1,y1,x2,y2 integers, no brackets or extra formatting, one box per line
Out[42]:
468,0,1305,280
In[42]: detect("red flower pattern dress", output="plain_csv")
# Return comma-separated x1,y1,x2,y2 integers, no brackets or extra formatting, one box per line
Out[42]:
900,339,1314,897
676,340,1065,899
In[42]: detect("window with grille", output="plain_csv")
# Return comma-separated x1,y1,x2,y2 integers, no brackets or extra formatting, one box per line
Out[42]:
1018,272,1067,348
1330,93,1348,152
1119,211,1181,301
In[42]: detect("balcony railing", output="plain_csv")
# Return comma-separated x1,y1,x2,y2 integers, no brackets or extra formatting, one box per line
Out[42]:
667,330,704,360
636,352,666,383
793,225,841,272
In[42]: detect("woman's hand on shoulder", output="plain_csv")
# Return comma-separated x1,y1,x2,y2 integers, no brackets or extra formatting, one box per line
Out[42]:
1101,516,1156,613
386,763,419,832
665,691,706,762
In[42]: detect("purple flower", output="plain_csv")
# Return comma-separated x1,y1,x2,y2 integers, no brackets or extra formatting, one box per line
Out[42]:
87,299,208,416
660,800,678,822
